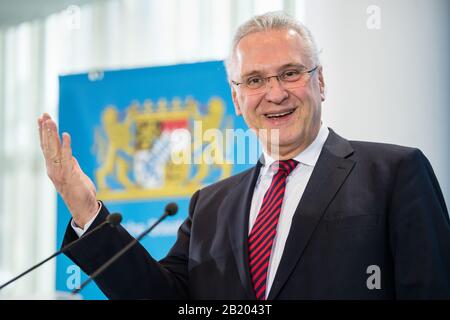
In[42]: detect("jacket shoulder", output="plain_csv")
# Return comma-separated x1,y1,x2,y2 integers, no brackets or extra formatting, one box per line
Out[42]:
348,139,424,162
198,166,256,196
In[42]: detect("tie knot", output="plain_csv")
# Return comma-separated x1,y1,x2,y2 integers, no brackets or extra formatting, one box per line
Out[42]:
272,159,298,176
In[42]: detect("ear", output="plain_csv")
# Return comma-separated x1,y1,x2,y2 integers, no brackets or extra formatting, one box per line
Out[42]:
231,85,242,116
317,66,325,101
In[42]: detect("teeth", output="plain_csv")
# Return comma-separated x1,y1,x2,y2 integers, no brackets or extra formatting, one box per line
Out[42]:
266,110,294,118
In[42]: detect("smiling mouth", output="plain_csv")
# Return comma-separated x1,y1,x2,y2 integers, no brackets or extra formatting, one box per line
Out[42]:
264,108,295,119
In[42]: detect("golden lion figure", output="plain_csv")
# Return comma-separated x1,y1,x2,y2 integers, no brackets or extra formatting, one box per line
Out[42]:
96,105,137,190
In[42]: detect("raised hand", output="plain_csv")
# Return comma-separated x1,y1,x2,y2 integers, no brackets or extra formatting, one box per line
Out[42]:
38,113,99,228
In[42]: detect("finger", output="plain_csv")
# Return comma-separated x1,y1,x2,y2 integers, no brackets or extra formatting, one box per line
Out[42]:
38,117,44,150
43,119,62,161
39,114,51,151
61,132,73,170
38,113,51,151
72,156,82,171
41,119,49,156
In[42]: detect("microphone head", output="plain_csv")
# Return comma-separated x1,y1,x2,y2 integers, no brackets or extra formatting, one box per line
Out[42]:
165,202,178,216
106,213,122,227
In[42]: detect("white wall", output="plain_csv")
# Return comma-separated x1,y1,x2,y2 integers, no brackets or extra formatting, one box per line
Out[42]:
306,0,449,205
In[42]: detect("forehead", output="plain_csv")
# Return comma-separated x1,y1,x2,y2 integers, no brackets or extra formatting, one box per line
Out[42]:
234,29,309,76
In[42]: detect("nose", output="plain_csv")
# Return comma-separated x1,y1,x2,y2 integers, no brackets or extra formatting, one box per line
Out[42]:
264,77,288,104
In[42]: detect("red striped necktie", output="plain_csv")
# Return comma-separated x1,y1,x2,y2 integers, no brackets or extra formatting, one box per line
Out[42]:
248,159,299,300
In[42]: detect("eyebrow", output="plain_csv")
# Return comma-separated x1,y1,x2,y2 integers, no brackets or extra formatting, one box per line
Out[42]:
241,63,307,78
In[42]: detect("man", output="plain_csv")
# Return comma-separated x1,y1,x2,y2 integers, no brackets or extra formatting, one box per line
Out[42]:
38,12,449,299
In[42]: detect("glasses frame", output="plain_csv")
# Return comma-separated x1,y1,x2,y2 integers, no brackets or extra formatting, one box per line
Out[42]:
231,65,319,94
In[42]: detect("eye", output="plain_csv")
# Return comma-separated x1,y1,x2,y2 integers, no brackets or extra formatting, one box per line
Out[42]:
280,69,301,81
246,76,264,88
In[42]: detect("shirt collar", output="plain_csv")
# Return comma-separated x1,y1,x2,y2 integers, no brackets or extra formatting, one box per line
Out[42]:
260,123,329,173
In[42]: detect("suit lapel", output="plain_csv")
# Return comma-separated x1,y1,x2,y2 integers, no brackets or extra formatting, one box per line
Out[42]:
267,129,355,299
223,162,262,299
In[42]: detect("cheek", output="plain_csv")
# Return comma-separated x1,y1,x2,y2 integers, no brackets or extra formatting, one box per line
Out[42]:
240,95,260,117
241,97,266,131
289,94,320,131
293,88,320,113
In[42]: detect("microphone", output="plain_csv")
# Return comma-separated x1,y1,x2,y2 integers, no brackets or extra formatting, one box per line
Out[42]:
72,202,178,295
0,212,122,291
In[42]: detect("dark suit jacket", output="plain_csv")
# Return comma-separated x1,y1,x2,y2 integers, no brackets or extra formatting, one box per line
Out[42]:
63,129,450,299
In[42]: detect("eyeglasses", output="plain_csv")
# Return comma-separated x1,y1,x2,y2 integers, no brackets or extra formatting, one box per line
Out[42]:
232,66,318,95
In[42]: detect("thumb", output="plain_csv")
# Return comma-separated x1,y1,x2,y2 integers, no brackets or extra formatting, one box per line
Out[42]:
61,132,74,170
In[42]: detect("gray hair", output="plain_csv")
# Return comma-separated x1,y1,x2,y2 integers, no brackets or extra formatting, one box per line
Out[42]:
225,11,320,80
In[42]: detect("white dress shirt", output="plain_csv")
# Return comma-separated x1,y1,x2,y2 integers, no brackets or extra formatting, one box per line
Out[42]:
71,203,101,237
248,124,329,298
72,125,330,299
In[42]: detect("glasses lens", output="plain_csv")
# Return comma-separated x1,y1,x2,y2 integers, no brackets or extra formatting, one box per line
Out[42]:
245,76,265,90
240,76,265,95
239,68,315,95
